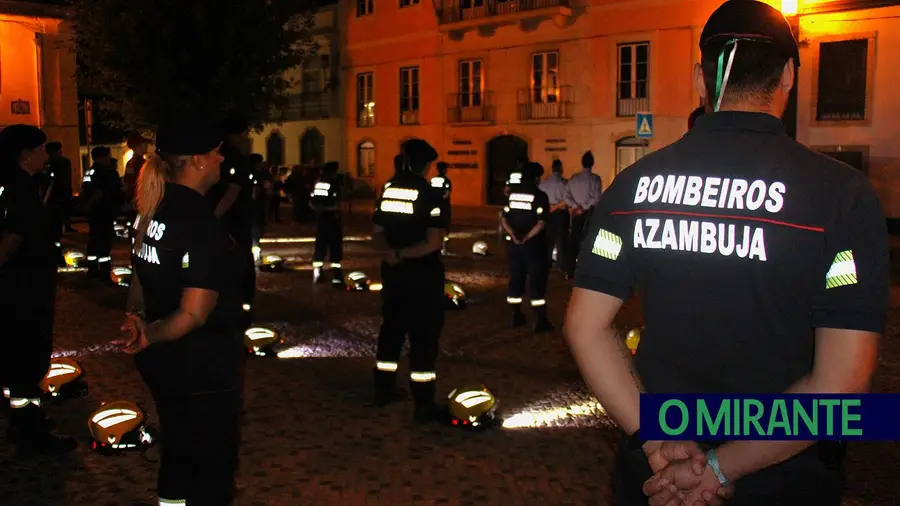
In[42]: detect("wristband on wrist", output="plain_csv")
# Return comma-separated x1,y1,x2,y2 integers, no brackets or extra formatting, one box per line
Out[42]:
706,448,729,486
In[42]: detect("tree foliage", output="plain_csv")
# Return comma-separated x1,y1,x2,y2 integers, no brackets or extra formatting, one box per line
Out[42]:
67,0,320,132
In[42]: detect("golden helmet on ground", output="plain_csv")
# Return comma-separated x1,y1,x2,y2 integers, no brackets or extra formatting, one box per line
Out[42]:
88,400,155,453
111,266,132,287
64,250,85,268
443,281,467,309
472,241,489,256
625,327,642,355
447,384,497,428
244,326,283,356
260,254,285,271
39,357,88,398
344,271,371,291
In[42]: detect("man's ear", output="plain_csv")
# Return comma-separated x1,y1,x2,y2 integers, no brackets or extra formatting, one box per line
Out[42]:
693,63,707,101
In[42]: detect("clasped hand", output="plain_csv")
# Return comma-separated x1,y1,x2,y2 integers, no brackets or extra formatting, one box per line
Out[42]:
112,313,151,354
642,441,733,506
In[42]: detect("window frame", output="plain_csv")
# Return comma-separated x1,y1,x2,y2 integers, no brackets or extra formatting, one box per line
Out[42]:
616,41,650,117
356,0,374,17
399,66,420,125
530,51,560,104
615,136,650,175
357,140,376,178
810,32,876,127
458,59,484,108
399,0,420,7
356,72,375,128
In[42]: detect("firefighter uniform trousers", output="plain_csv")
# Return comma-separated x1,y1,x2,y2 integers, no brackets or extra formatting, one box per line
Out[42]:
87,212,115,275
374,255,444,405
547,209,569,268
1,269,55,434
507,238,549,315
136,332,245,506
566,208,594,276
313,211,343,282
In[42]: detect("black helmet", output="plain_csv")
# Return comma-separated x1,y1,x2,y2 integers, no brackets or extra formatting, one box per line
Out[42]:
700,0,800,66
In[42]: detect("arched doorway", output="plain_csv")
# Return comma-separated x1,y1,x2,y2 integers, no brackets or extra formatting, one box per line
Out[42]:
300,128,325,165
486,135,528,205
266,132,285,166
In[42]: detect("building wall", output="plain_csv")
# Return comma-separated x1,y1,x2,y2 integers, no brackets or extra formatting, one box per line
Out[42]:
340,0,722,205
249,6,346,170
791,4,900,218
0,12,79,185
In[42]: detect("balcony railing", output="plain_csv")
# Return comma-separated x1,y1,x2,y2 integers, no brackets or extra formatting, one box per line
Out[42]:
439,0,569,25
447,91,495,123
276,92,334,121
400,108,420,125
517,85,572,121
617,95,650,117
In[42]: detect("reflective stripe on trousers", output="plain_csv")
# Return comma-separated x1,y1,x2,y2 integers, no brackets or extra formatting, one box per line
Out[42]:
9,397,41,408
410,371,436,383
159,499,186,505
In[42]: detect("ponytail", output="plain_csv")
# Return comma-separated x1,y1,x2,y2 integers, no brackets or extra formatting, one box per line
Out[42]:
134,154,170,249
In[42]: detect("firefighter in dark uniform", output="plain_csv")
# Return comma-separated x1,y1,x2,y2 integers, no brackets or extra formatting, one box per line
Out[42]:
81,146,125,279
371,140,446,422
117,119,245,506
46,142,75,233
688,106,705,131
430,161,452,255
0,124,77,456
309,161,344,286
539,159,569,270
208,118,255,327
502,161,553,333
566,3,889,506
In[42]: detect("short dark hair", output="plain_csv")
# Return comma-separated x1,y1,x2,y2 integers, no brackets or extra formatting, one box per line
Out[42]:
551,159,562,172
249,153,264,163
91,146,111,159
46,141,63,154
701,41,789,106
437,161,448,172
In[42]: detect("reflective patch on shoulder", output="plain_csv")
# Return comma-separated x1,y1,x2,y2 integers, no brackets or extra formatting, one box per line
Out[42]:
825,250,857,289
591,229,622,261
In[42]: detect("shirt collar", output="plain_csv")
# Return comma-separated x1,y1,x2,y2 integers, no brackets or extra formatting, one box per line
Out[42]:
691,111,786,136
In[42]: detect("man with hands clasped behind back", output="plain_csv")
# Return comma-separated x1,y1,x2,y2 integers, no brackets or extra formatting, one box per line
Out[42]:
565,1,888,505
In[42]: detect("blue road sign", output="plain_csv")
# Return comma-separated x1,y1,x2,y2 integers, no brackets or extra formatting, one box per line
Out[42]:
636,113,653,139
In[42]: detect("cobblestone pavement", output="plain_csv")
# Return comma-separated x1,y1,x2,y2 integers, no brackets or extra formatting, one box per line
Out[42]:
1,207,898,505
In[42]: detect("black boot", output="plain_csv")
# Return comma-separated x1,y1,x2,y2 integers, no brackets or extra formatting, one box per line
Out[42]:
331,267,345,288
8,404,76,458
410,380,439,423
510,304,525,328
533,305,554,334
371,369,396,407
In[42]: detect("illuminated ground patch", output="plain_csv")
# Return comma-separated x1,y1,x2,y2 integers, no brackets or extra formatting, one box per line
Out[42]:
52,343,120,358
445,270,508,288
501,384,613,429
273,321,378,359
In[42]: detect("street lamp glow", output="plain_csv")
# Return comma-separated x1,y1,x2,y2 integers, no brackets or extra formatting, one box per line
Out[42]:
781,0,798,16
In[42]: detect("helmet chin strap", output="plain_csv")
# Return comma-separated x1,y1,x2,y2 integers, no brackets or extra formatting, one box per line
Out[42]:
714,39,740,112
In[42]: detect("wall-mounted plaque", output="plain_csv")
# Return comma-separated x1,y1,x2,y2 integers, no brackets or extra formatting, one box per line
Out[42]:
452,139,473,145
11,100,31,115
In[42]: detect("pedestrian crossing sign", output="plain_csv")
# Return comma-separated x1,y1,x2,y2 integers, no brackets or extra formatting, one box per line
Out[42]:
636,113,653,139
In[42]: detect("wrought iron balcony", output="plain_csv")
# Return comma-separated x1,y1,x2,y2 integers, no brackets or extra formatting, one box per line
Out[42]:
276,92,334,121
516,85,572,121
439,0,572,30
447,91,495,123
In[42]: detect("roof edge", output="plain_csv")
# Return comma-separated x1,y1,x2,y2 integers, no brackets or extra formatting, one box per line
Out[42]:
0,1,68,20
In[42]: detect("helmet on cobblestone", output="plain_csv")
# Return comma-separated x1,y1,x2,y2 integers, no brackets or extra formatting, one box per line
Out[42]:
448,385,497,428
625,327,642,355
63,250,85,268
344,271,372,291
111,266,132,287
472,241,489,256
260,254,285,271
40,357,88,399
444,281,467,309
88,400,155,454
244,326,283,357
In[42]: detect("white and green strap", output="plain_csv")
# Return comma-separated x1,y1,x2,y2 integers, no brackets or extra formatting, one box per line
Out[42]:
825,250,857,289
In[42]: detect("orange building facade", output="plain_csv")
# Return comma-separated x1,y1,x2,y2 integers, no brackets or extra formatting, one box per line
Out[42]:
0,1,79,181
339,0,900,216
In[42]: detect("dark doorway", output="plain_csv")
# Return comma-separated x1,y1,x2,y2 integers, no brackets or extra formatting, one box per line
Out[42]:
486,135,528,205
266,132,285,166
300,128,325,165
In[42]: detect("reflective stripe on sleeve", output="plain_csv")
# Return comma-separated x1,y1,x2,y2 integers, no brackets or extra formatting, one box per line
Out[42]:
825,250,857,289
591,229,622,261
